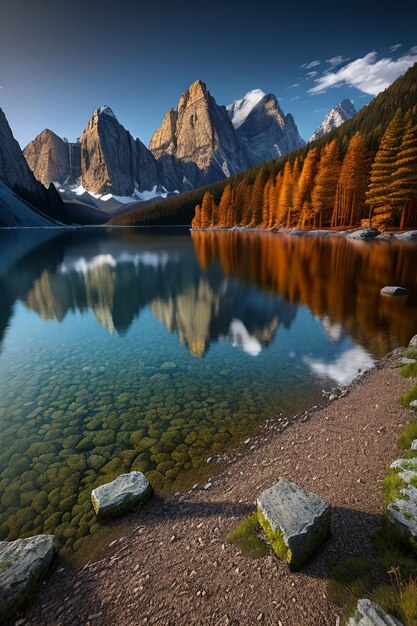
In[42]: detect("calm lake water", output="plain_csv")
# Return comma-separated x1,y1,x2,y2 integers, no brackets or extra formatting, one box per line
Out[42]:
1,227,417,555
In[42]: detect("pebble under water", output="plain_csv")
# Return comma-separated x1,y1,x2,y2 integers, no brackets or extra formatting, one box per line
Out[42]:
0,227,416,556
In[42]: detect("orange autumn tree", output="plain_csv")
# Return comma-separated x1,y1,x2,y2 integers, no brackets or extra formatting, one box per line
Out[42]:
200,191,215,228
276,161,294,227
332,133,370,227
296,148,318,228
311,140,341,228
217,184,233,226
366,109,405,227
191,204,202,228
249,165,269,226
390,118,417,228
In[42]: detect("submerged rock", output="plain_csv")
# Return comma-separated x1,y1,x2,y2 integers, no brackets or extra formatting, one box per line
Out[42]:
0,534,54,620
256,479,330,571
91,471,152,519
380,286,409,297
394,231,417,241
347,598,403,625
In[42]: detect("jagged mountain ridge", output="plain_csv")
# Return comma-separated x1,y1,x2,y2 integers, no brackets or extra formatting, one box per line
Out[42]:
22,81,306,199
227,89,305,164
149,80,248,189
309,99,357,143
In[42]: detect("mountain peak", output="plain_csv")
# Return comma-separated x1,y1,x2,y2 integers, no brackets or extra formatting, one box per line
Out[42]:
309,99,357,143
97,105,118,120
226,89,267,129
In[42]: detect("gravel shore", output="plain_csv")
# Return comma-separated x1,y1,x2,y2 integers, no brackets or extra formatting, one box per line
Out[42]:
16,348,414,626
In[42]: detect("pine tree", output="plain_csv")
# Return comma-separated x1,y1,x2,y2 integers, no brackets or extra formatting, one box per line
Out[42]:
296,149,318,228
277,162,293,226
287,158,301,227
366,109,405,227
200,191,214,228
249,165,268,226
262,178,272,227
332,133,370,227
390,119,417,228
311,140,341,228
267,172,281,227
191,204,201,228
217,184,233,227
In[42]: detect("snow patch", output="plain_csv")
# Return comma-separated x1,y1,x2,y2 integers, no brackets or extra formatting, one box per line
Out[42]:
227,89,266,129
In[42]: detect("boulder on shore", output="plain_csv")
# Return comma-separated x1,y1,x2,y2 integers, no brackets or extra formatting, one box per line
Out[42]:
347,598,403,625
256,479,330,571
347,228,380,240
380,286,409,296
0,534,54,620
91,471,152,519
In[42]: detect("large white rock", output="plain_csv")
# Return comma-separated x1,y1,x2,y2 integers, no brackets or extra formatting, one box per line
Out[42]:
91,471,152,519
0,534,54,620
347,598,403,625
256,479,330,570
387,483,417,538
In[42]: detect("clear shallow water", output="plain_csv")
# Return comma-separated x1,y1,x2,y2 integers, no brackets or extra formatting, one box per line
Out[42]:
1,227,417,555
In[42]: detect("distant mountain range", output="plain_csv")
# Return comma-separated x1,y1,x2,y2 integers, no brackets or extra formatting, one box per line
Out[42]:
0,78,360,226
309,99,357,143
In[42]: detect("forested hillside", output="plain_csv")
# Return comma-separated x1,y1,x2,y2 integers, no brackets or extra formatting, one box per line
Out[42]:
111,64,417,228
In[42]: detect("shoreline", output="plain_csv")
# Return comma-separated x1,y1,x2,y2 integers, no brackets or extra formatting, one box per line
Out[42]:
190,226,417,240
14,346,416,626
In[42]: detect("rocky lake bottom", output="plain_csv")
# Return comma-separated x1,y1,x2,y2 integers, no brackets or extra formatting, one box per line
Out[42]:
1,227,417,559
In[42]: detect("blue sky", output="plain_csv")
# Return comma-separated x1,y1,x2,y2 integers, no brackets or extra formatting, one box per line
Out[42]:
1,0,416,148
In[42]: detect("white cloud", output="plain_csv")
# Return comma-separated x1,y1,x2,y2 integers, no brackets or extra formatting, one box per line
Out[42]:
327,55,350,68
287,83,300,89
390,43,402,51
291,96,300,100
306,71,318,78
308,49,417,96
301,60,320,69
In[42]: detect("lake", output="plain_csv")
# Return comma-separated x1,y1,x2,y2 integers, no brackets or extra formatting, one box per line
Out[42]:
1,227,416,556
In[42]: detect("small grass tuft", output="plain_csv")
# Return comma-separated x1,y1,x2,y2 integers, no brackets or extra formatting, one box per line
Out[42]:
397,420,417,449
400,384,417,411
373,521,417,579
399,579,417,626
400,350,417,378
327,556,370,612
383,468,407,504
226,513,269,559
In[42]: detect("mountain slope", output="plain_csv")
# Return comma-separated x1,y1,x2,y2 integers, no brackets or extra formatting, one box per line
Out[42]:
24,130,81,187
149,80,248,189
309,99,357,142
0,108,69,223
227,89,305,164
0,180,59,227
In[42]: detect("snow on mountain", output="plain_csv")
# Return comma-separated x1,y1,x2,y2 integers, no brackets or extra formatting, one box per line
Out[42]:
226,89,266,129
309,99,357,143
98,105,118,120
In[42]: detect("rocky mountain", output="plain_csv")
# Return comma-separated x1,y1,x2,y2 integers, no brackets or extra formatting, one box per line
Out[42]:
79,105,159,196
309,99,357,143
0,107,68,223
23,130,81,187
149,80,248,189
227,89,305,164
